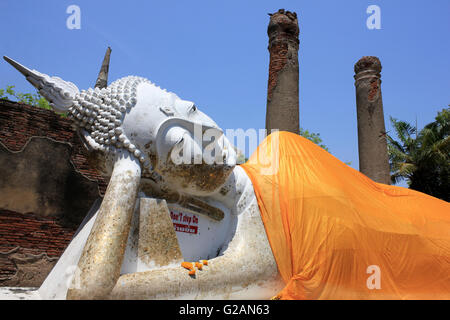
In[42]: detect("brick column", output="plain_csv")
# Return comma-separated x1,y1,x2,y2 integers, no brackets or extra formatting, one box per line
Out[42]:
354,56,390,184
265,9,300,134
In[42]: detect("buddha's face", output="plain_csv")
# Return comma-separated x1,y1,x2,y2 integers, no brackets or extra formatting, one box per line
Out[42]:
120,80,237,196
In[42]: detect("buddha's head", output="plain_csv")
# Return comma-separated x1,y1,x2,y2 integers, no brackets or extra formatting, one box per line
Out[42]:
76,76,237,197
3,56,237,197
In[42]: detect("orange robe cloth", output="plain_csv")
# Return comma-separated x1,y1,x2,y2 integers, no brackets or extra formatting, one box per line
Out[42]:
240,131,450,300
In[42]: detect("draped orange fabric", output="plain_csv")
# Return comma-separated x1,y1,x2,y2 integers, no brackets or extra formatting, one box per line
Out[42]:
240,131,450,300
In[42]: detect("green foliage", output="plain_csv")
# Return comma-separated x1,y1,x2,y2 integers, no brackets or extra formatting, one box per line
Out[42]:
387,107,449,201
299,128,329,151
0,85,65,117
236,151,248,164
299,128,352,165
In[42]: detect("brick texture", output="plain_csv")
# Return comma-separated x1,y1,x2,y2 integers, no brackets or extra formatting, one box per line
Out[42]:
0,99,107,192
0,209,75,279
0,100,107,283
265,9,300,134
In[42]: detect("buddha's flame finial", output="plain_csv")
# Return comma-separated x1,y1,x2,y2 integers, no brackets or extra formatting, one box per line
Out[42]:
3,55,79,112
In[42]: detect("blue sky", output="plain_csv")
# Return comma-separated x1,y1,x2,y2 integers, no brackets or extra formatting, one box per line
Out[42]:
1,0,449,183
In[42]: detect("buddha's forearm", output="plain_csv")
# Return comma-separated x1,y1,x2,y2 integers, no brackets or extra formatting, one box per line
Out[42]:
67,155,141,300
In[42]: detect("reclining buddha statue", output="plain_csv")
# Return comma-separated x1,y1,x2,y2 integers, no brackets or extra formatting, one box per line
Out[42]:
4,56,450,300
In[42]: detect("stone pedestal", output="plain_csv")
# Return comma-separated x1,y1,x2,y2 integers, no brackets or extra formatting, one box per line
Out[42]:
138,198,183,269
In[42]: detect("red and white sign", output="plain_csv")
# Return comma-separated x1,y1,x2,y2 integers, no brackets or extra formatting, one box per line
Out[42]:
170,210,199,235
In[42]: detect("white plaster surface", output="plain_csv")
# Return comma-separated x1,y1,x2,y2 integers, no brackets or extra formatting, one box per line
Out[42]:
0,287,40,300
38,199,101,300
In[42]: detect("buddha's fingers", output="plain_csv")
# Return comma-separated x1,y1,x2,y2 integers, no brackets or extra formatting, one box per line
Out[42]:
67,153,141,300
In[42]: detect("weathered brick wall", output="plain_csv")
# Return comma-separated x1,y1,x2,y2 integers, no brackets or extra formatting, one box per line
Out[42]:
0,99,107,191
0,100,107,286
0,209,75,280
